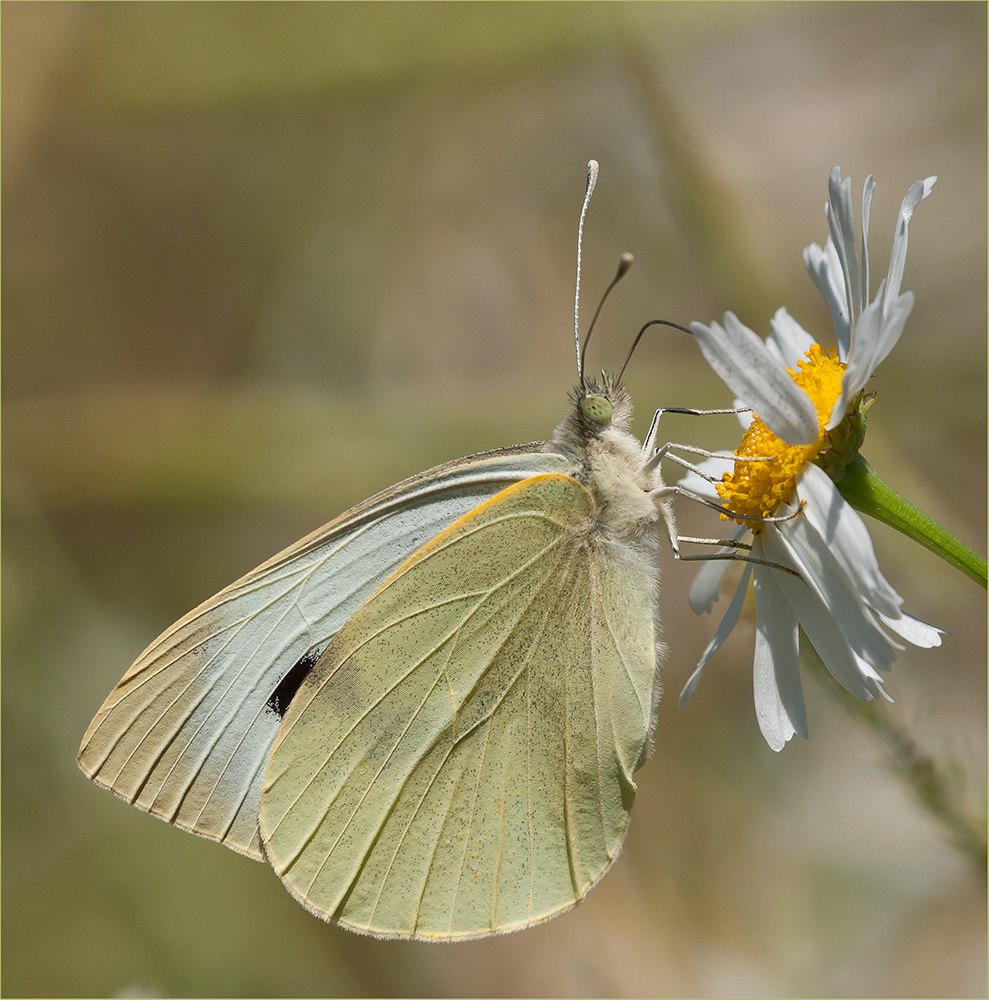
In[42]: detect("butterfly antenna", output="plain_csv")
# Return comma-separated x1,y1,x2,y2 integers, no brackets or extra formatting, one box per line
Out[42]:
575,159,599,388
581,251,634,380
616,318,692,383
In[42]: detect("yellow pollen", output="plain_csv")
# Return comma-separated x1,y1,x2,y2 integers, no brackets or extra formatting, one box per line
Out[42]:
717,344,846,527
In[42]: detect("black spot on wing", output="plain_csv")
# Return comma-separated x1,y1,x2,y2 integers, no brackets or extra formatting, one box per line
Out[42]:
265,646,324,718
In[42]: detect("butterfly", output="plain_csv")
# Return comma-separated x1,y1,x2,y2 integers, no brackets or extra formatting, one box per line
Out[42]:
78,161,678,941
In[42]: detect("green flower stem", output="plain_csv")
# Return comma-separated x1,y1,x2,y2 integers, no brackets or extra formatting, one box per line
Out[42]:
837,453,987,588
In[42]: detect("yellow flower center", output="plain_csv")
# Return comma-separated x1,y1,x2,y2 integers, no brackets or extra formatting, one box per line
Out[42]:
717,344,846,528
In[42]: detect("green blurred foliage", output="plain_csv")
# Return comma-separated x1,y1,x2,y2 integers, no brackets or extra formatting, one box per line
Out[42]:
3,3,985,997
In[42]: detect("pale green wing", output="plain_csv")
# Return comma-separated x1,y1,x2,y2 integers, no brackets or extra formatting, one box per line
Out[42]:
260,473,658,940
78,446,571,859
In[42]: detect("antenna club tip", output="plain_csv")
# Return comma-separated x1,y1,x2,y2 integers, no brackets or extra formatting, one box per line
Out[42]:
618,252,634,276
585,160,600,193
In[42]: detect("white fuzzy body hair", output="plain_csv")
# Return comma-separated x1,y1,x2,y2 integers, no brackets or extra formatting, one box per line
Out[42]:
544,374,675,762
546,375,673,547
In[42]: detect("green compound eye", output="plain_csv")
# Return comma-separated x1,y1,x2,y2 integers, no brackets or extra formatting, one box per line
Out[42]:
580,394,612,425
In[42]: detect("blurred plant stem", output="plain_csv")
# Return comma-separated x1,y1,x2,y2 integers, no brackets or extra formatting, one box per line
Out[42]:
809,650,987,876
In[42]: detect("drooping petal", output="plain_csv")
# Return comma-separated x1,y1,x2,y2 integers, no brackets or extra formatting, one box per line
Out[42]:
687,524,749,613
766,512,898,674
768,307,815,368
798,600,888,701
688,557,731,614
878,610,945,648
804,238,851,357
690,313,819,445
796,464,903,618
884,175,937,310
680,564,753,706
752,565,807,750
677,659,708,709
768,556,884,701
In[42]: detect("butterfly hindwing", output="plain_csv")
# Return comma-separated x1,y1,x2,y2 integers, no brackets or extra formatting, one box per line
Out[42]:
77,448,571,859
260,472,659,940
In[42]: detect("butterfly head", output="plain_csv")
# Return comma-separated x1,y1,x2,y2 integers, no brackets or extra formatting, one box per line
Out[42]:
579,393,612,425
548,374,636,467
575,373,633,435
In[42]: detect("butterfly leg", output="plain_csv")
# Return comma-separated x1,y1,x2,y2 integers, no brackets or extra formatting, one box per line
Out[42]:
648,484,800,575
641,406,750,456
650,485,749,563
641,407,767,482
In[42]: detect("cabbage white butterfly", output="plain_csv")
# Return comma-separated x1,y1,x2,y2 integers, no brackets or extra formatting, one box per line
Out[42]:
78,161,678,940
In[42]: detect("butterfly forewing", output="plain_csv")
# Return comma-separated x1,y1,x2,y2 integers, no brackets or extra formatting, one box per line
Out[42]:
260,473,658,940
77,447,570,858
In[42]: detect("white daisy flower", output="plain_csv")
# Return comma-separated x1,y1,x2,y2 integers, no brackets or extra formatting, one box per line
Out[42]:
683,167,943,751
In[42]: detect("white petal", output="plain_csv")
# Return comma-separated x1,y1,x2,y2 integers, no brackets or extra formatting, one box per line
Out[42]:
878,610,945,648
804,238,851,357
688,557,731,613
829,292,881,426
733,398,754,430
831,287,915,428
752,565,807,750
765,515,898,674
690,313,819,445
768,307,815,368
825,166,863,324
687,524,749,613
796,464,903,618
767,554,883,701
860,175,877,308
680,565,753,706
677,660,708,708
884,176,936,308
870,289,914,370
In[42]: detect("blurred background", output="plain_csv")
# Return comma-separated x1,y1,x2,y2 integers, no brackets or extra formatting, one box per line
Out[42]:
3,3,985,997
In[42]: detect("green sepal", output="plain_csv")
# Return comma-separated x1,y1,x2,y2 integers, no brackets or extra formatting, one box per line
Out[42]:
814,390,872,481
